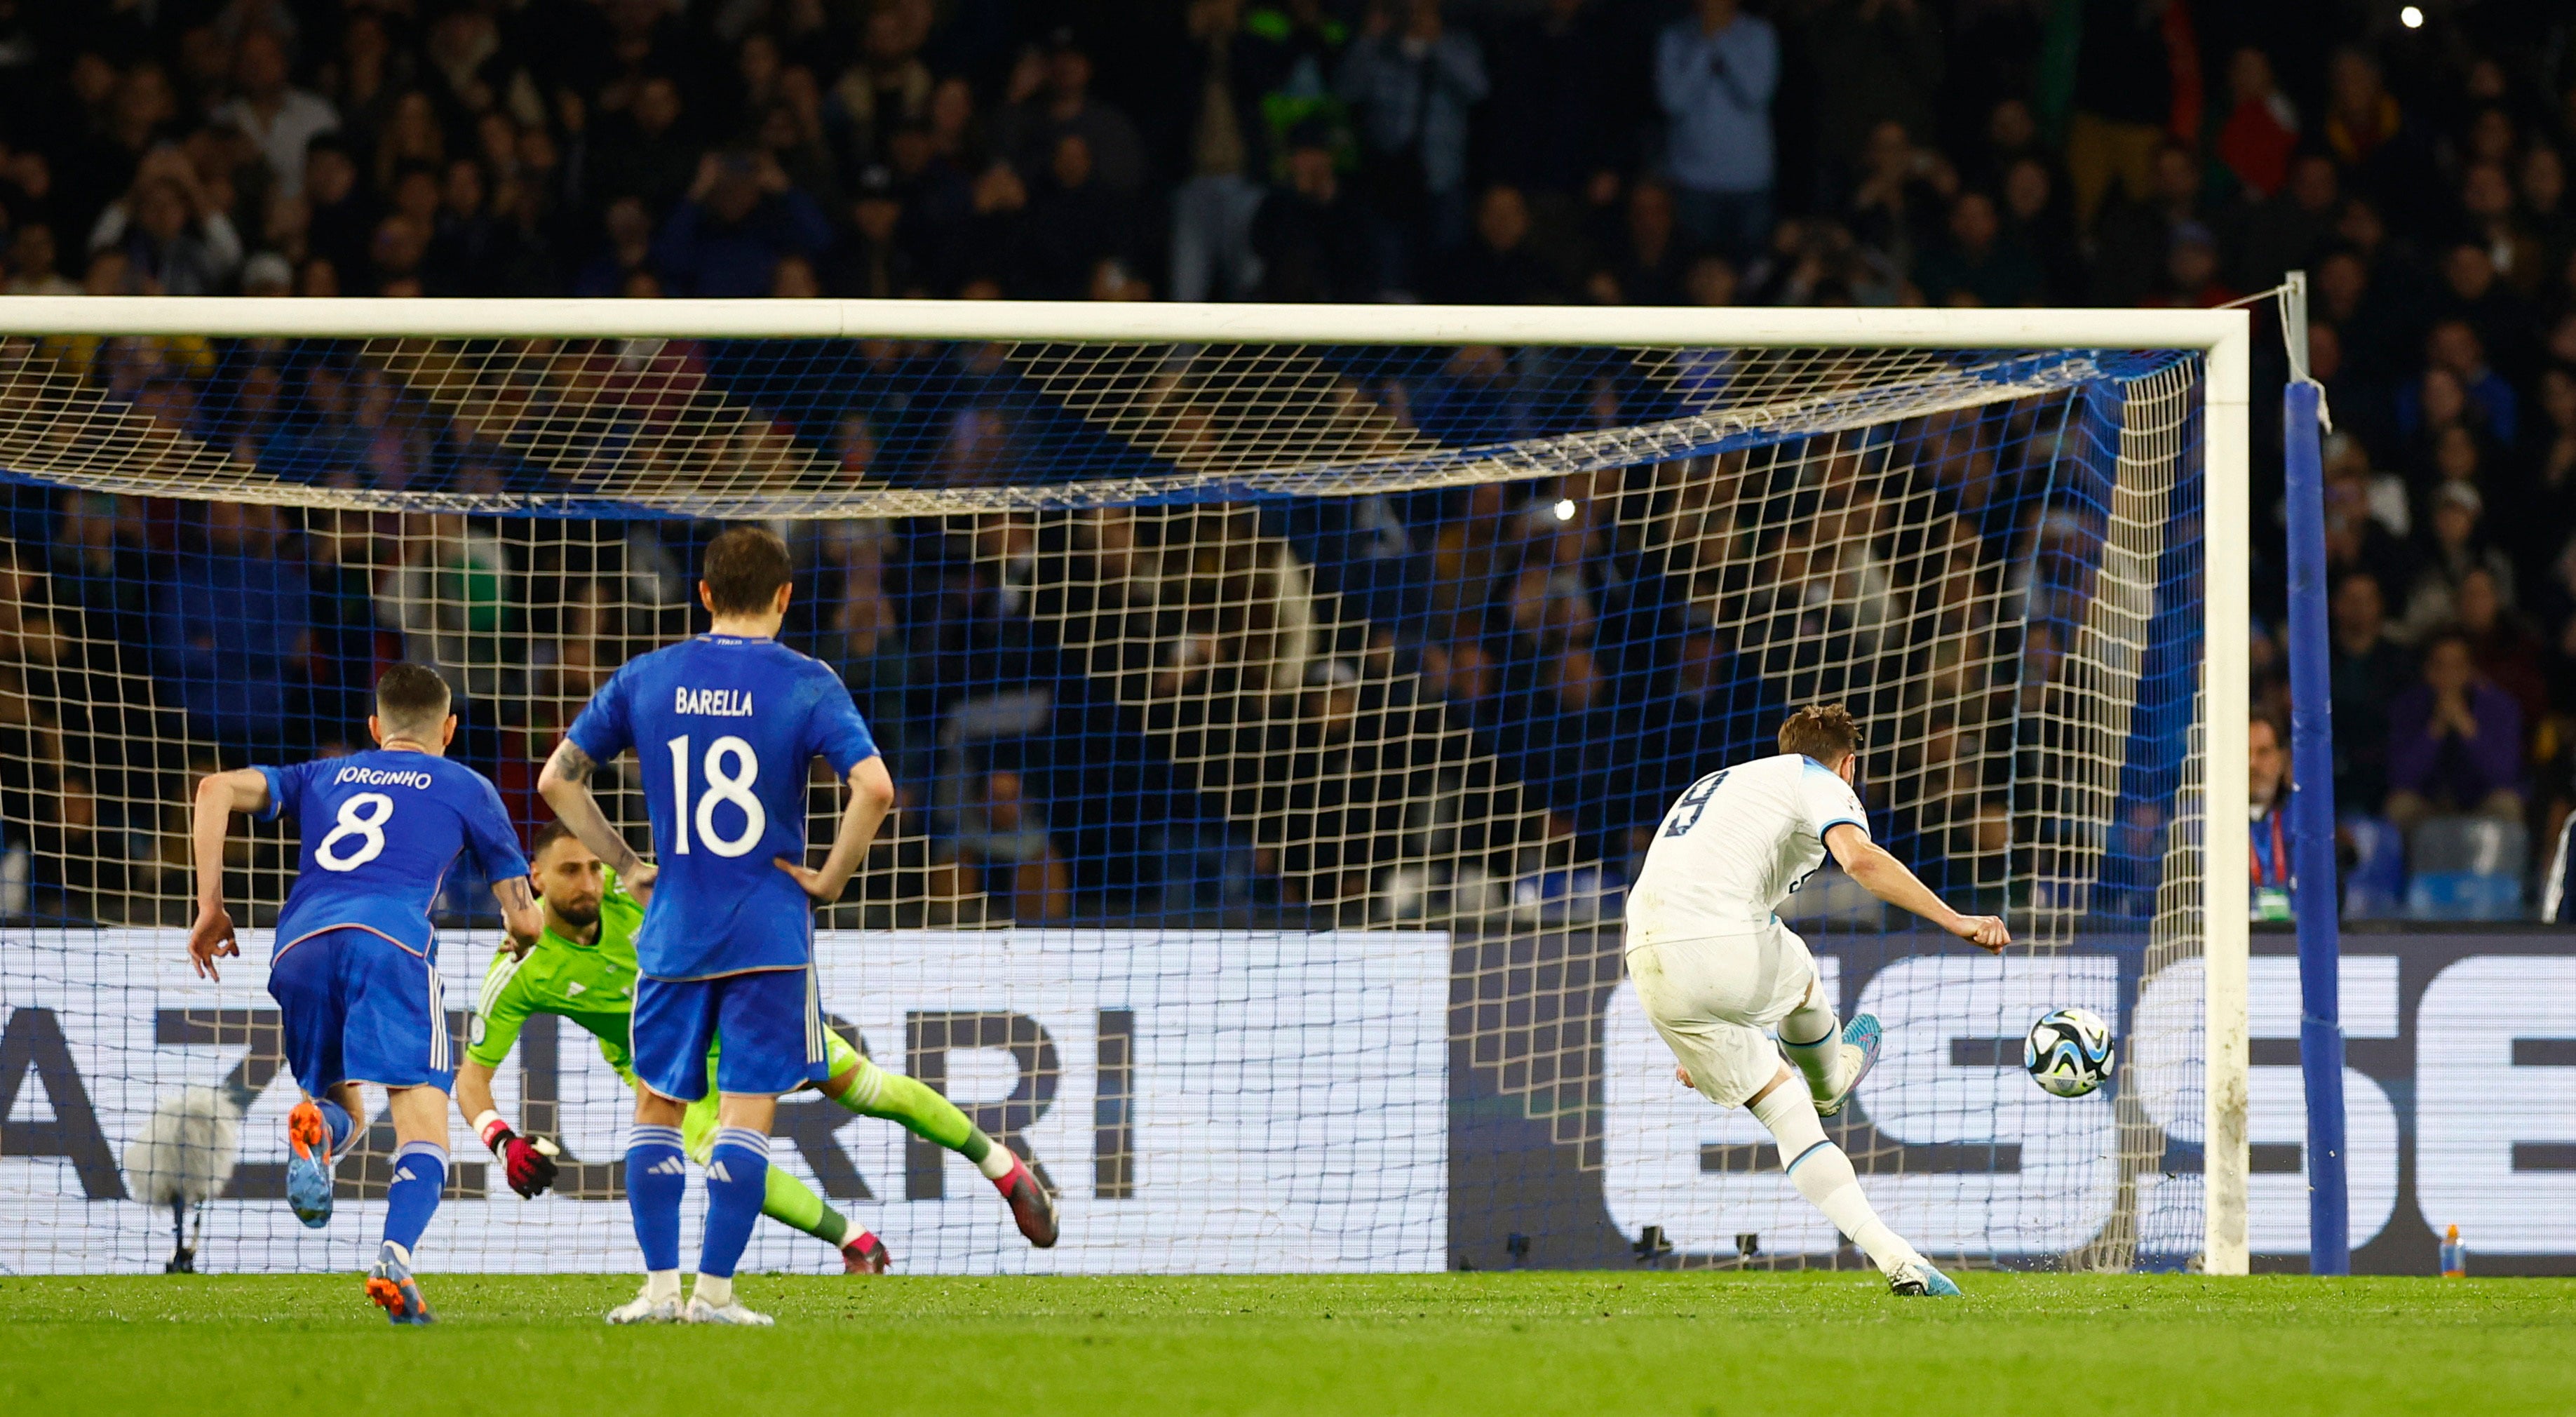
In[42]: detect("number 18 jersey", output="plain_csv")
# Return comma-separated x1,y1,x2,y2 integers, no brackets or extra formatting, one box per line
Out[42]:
566,633,878,981
1626,753,1868,943
255,748,530,960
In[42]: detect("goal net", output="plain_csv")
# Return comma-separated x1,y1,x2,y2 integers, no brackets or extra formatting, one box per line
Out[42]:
0,299,2248,1277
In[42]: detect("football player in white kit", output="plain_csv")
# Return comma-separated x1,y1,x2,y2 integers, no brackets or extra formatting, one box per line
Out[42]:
1626,704,2010,1297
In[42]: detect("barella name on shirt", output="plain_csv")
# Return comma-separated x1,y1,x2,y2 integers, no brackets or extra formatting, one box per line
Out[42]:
333,766,433,790
675,687,753,717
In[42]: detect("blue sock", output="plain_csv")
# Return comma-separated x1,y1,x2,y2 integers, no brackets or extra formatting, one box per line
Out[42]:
696,1127,770,1281
624,1124,687,1273
383,1141,446,1254
320,1099,355,1160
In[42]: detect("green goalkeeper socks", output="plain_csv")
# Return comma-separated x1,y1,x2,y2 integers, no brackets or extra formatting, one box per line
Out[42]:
832,1059,1013,1177
761,1164,849,1247
733,1057,1009,1251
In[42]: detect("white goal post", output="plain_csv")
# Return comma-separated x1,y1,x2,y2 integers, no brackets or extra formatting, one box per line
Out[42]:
0,297,2250,1275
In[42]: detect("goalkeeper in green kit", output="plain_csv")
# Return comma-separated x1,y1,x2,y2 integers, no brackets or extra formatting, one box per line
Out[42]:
454,821,1058,1270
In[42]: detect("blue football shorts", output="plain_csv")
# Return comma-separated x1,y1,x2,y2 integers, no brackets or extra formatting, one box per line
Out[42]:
267,927,454,1095
630,965,826,1102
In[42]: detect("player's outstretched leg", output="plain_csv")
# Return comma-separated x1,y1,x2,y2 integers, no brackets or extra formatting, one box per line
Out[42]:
1746,1069,1957,1298
609,1122,688,1324
826,1054,1057,1248
685,1124,777,1325
284,1092,355,1229
682,1084,893,1272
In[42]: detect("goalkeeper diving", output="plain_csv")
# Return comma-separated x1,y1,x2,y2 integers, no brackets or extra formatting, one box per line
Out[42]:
1626,703,2010,1298
454,819,1058,1270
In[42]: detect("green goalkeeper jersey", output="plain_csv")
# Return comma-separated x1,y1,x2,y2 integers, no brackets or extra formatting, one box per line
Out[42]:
467,870,645,1082
466,870,859,1112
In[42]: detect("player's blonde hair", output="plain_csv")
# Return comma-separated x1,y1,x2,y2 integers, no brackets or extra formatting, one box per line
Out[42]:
1778,703,1860,765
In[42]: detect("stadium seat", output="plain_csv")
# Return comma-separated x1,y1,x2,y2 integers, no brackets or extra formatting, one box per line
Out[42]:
2403,816,2528,922
2339,815,2408,920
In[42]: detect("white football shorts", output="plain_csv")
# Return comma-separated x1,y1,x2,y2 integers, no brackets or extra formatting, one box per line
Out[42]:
1626,919,1819,1109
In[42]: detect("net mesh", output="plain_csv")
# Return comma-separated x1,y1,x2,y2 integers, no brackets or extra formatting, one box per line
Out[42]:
0,325,2208,1275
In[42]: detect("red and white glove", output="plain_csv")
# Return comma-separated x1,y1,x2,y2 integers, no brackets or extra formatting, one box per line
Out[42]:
476,1111,560,1199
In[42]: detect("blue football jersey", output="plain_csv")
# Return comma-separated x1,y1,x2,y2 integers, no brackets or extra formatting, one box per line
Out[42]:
255,748,531,959
565,633,879,981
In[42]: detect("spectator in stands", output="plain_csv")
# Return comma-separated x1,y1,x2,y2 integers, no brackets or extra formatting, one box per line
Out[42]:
652,149,830,299
2000,156,2082,303
89,150,242,296
1025,133,1133,300
2214,48,2299,201
952,767,1073,922
2234,154,2338,294
994,32,1145,194
1916,189,2042,307
4,225,76,295
297,133,374,281
829,3,936,172
2331,570,2412,814
1437,184,1563,305
1168,0,1270,302
1800,0,1943,202
1338,0,1486,290
2386,627,2526,831
1654,0,1776,262
1587,180,1688,307
2089,141,2225,308
213,29,337,200
2323,47,2434,224
592,76,697,217
2060,0,2194,233
154,499,309,755
2146,222,2238,308
1250,123,1372,303
1845,120,1954,278
2248,715,2292,920
2457,565,2549,731
2408,318,2519,448
2396,482,2516,645
1483,0,1629,203
829,164,915,298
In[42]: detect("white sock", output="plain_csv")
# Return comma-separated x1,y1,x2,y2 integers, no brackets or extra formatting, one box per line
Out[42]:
1749,1083,1919,1275
642,1269,682,1305
976,1148,1016,1181
1779,993,1843,1099
691,1273,732,1310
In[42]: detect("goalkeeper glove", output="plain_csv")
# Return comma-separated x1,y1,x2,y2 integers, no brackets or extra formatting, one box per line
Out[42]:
476,1111,559,1199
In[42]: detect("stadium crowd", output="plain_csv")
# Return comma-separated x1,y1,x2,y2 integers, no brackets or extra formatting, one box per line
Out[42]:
0,1,2573,920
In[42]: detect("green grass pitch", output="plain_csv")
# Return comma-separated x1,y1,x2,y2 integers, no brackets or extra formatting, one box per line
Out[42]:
3,1272,2568,1416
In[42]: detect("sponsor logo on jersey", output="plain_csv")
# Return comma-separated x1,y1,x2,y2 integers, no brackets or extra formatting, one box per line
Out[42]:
332,766,435,790
674,687,755,717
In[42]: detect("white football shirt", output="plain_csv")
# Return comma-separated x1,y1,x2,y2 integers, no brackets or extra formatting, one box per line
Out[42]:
1626,752,1868,941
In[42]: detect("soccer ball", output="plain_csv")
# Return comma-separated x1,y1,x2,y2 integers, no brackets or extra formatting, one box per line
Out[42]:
2024,1007,2115,1098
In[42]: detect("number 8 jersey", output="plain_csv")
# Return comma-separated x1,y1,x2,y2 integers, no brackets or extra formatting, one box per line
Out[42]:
566,632,879,981
255,748,531,960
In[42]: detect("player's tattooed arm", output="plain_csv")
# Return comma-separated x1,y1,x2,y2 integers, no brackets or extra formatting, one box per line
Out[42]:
537,739,656,900
185,767,270,981
491,874,543,956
